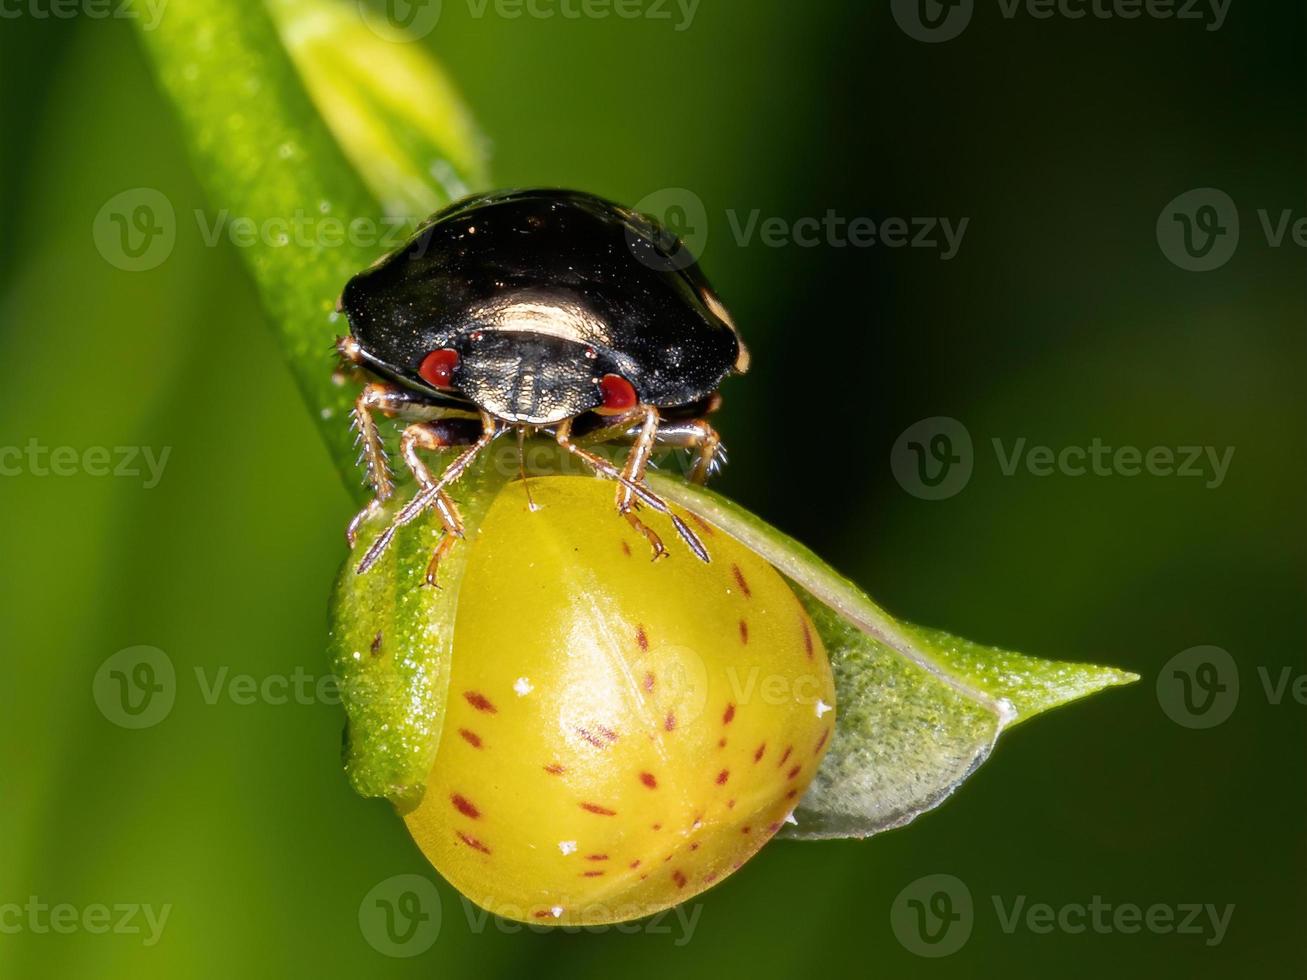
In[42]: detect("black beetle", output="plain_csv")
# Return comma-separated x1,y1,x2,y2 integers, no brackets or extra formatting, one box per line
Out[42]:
336,188,749,581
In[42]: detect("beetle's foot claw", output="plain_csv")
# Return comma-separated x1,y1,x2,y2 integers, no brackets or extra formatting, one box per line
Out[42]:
621,507,668,561
346,498,385,548
423,533,459,588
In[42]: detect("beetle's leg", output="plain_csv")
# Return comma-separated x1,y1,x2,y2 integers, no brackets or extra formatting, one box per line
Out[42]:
399,420,478,587
652,419,724,485
572,415,726,486
613,407,665,556
348,383,409,545
554,419,709,563
357,412,502,576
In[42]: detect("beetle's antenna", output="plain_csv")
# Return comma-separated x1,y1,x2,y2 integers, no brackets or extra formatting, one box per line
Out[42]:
516,426,539,512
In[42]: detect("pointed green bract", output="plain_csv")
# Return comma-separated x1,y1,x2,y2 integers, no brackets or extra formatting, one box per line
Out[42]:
648,474,1137,839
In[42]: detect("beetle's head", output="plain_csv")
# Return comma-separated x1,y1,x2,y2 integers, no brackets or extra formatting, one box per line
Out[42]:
425,330,639,426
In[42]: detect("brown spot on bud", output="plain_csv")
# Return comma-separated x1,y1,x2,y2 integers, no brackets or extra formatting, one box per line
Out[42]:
731,564,752,597
450,794,480,819
464,691,497,713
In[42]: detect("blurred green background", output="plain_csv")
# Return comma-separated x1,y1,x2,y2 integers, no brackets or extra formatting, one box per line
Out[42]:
1,1,1302,976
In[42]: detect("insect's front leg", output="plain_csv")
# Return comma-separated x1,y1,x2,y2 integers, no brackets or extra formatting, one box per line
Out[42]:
356,412,502,578
553,418,709,563
399,419,483,586
575,413,726,486
613,406,665,557
346,383,451,546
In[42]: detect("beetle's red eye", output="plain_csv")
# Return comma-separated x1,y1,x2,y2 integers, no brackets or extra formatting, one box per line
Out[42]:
418,348,459,389
597,374,638,414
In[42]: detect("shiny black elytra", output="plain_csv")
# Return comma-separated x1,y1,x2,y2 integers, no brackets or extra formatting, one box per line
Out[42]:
336,188,749,583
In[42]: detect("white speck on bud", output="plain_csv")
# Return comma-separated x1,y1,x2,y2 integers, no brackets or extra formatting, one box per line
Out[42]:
784,811,798,826
550,906,564,918
514,677,533,696
815,699,832,718
558,840,577,855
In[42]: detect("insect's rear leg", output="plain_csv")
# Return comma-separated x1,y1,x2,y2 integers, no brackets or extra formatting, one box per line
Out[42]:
650,419,724,485
347,383,444,545
573,413,726,486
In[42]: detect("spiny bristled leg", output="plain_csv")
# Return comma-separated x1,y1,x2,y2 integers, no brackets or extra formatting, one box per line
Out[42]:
343,369,471,545
347,383,404,546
